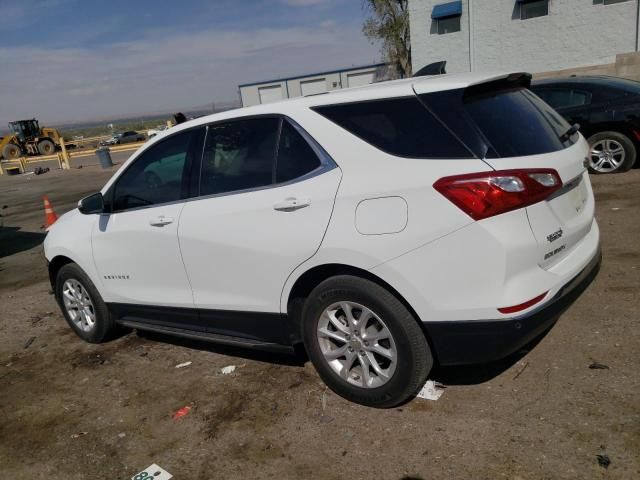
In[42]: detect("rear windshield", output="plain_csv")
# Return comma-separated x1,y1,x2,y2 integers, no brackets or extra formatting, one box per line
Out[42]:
602,77,640,96
462,87,573,157
591,78,640,103
312,97,472,159
419,85,575,158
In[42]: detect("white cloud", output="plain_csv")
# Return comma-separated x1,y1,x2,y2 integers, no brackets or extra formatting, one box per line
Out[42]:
0,24,379,124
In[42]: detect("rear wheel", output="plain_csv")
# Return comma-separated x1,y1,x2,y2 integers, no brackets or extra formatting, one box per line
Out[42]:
2,142,21,159
302,275,432,408
588,131,636,174
37,139,55,156
55,263,116,343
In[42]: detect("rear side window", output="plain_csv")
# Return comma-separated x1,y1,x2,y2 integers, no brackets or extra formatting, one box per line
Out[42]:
200,118,279,196
313,97,472,159
461,88,573,157
276,121,321,183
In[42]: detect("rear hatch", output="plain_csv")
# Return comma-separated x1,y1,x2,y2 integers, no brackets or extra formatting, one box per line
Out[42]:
416,74,594,268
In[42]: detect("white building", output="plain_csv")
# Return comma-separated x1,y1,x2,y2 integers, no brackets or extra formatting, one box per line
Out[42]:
409,0,640,75
238,63,392,107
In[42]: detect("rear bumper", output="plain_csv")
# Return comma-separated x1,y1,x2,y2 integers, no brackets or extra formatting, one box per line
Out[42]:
422,246,601,366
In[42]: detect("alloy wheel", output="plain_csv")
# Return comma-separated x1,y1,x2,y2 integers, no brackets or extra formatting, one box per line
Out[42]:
590,139,626,173
316,301,397,388
62,279,96,332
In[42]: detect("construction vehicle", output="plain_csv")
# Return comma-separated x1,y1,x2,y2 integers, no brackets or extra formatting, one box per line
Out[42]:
0,119,62,160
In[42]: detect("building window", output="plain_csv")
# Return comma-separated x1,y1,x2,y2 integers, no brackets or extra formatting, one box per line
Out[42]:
437,16,461,34
519,0,549,20
431,1,462,34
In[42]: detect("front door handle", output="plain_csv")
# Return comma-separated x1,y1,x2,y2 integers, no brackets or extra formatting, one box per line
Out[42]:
273,197,311,212
149,215,174,227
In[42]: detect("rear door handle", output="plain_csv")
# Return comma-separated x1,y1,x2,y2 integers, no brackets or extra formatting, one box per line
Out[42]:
273,197,311,212
149,215,174,227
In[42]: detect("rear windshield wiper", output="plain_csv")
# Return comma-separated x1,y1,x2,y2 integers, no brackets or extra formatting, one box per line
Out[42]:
560,123,580,142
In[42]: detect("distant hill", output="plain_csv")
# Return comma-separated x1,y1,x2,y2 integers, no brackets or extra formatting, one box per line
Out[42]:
0,101,240,137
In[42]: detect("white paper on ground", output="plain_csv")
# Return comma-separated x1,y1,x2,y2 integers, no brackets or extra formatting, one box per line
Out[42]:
221,365,236,375
175,361,192,369
131,464,172,480
416,380,445,401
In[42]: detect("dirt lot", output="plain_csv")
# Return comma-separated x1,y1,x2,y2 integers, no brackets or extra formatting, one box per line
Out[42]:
0,163,638,480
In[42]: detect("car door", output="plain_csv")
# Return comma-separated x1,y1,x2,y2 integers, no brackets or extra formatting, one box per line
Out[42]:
92,126,205,310
178,116,341,342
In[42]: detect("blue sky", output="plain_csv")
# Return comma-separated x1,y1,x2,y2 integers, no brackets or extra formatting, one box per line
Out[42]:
0,0,380,124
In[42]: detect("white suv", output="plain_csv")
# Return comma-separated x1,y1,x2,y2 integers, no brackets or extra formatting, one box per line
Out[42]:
44,72,601,407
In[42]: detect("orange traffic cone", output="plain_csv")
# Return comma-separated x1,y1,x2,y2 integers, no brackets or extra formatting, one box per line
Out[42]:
43,195,58,230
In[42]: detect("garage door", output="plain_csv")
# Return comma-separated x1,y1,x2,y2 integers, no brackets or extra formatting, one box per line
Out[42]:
347,71,375,88
300,78,327,96
258,85,284,104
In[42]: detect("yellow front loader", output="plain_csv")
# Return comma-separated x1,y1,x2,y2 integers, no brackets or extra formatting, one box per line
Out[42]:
0,119,62,160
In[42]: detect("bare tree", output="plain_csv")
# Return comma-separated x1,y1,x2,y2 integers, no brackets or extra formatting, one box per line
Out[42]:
362,0,411,78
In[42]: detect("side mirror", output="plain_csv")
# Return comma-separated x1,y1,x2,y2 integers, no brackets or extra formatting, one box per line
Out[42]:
78,192,104,214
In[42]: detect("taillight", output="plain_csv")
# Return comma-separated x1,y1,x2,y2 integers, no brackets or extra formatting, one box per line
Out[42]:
433,169,561,220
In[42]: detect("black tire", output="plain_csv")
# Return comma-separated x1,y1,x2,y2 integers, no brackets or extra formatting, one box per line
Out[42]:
55,263,116,343
587,131,636,174
37,139,55,156
2,142,21,159
302,275,433,408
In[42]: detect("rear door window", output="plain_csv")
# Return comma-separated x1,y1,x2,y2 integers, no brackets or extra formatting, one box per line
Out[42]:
276,121,321,183
313,97,472,159
199,118,280,196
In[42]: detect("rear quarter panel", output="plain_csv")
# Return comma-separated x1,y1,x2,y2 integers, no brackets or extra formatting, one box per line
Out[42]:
279,107,492,313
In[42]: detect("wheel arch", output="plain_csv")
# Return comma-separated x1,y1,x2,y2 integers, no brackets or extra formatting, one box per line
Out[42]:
48,255,74,290
285,263,433,351
586,123,638,145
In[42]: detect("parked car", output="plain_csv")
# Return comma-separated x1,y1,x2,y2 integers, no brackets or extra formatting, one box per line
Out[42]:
531,76,640,174
147,125,169,138
100,131,145,146
44,72,601,408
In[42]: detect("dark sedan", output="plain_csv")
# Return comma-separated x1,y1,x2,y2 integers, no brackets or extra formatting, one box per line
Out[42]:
531,76,640,174
100,130,145,146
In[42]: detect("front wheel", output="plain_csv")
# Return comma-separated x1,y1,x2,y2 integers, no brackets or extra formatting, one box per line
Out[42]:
55,263,116,343
302,275,433,408
37,139,55,156
588,131,636,174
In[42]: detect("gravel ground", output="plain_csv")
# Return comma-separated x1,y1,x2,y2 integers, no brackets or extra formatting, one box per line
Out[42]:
0,163,638,480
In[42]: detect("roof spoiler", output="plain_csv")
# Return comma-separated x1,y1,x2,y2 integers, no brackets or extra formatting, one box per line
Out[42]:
464,72,532,99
